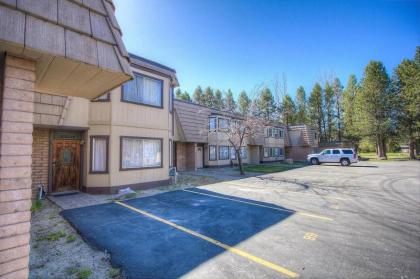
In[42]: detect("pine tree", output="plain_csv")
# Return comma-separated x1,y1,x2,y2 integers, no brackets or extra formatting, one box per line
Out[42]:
282,94,296,125
193,86,204,105
356,61,392,159
394,47,420,159
324,82,334,141
238,91,250,115
214,89,224,110
332,78,344,141
342,74,360,147
257,88,275,120
181,91,191,101
175,88,182,99
309,83,324,140
203,86,215,108
225,89,236,112
295,86,307,124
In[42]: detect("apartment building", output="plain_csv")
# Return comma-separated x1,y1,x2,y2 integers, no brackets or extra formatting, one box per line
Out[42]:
284,124,319,160
32,54,178,196
0,0,132,277
173,100,286,171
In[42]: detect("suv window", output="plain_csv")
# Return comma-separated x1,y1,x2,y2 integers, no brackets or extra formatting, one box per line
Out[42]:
342,149,354,154
332,150,340,154
322,150,331,155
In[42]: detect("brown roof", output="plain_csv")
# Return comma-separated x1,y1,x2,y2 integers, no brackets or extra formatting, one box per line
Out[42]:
174,100,210,143
285,125,318,147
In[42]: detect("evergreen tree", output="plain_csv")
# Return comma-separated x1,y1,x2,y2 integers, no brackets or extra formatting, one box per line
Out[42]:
225,89,236,112
214,89,224,110
295,86,307,124
394,47,420,159
181,91,191,101
342,74,360,147
282,94,296,125
324,82,335,141
203,86,215,108
309,83,324,140
257,88,275,120
175,88,182,99
332,78,344,141
356,61,392,159
193,86,204,105
238,90,251,115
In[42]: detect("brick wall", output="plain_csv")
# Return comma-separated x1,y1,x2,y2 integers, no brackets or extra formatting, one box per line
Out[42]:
0,55,35,279
286,146,315,161
31,129,49,198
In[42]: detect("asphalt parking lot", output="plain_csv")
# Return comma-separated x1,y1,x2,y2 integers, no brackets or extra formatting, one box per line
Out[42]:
62,161,420,278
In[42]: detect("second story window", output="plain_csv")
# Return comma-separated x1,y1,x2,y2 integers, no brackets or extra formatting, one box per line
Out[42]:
209,117,217,131
122,73,163,108
169,87,174,112
219,118,229,131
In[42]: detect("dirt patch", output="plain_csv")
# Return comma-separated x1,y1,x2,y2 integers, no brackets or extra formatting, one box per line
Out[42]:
29,200,123,279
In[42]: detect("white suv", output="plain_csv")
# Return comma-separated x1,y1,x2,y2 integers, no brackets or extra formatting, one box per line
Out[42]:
307,148,358,166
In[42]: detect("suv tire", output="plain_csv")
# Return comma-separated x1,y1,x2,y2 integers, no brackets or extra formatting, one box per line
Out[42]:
310,158,319,165
340,158,350,166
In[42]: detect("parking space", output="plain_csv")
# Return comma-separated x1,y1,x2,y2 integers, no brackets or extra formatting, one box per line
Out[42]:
62,161,420,278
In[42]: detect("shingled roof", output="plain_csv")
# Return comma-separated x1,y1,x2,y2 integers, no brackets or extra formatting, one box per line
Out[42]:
0,0,133,99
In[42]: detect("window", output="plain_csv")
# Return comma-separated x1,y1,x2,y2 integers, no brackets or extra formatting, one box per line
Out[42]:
120,137,162,170
264,147,269,158
90,136,109,173
92,92,110,102
230,147,236,159
342,149,354,154
270,147,283,157
122,72,163,108
332,150,340,155
322,149,331,155
209,117,217,131
279,147,283,156
266,128,283,138
169,87,174,112
209,145,217,160
279,129,284,138
240,147,247,159
219,146,229,160
218,118,229,130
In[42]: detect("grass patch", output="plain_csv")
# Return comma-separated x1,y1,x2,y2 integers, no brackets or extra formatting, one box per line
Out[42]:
66,234,76,243
359,152,417,161
108,267,120,278
37,230,66,241
76,267,92,279
242,162,307,173
31,200,42,212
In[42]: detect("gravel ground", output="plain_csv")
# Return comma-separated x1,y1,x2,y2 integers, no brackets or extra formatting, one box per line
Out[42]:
29,200,123,279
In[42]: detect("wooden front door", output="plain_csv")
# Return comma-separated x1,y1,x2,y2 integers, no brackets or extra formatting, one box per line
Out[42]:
52,140,80,192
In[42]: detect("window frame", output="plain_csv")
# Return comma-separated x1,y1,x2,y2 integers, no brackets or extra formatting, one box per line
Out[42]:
121,72,164,109
263,147,269,158
230,146,237,160
218,146,230,160
209,117,217,132
218,117,229,131
240,146,247,159
89,135,109,174
209,145,217,161
119,136,163,171
169,86,174,113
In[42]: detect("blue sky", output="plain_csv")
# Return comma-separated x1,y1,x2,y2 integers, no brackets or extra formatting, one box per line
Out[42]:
114,0,419,99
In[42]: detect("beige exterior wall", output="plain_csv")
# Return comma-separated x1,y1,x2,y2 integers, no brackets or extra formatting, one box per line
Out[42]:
85,66,172,193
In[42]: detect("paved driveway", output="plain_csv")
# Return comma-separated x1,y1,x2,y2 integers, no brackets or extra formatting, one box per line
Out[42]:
62,161,420,278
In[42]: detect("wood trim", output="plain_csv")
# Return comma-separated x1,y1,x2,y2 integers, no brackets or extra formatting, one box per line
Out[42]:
82,178,171,194
120,136,164,171
89,135,110,174
120,71,164,109
208,145,217,161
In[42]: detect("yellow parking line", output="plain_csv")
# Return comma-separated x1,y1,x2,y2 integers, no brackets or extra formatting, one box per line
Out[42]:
221,181,347,201
115,200,299,278
183,189,333,222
